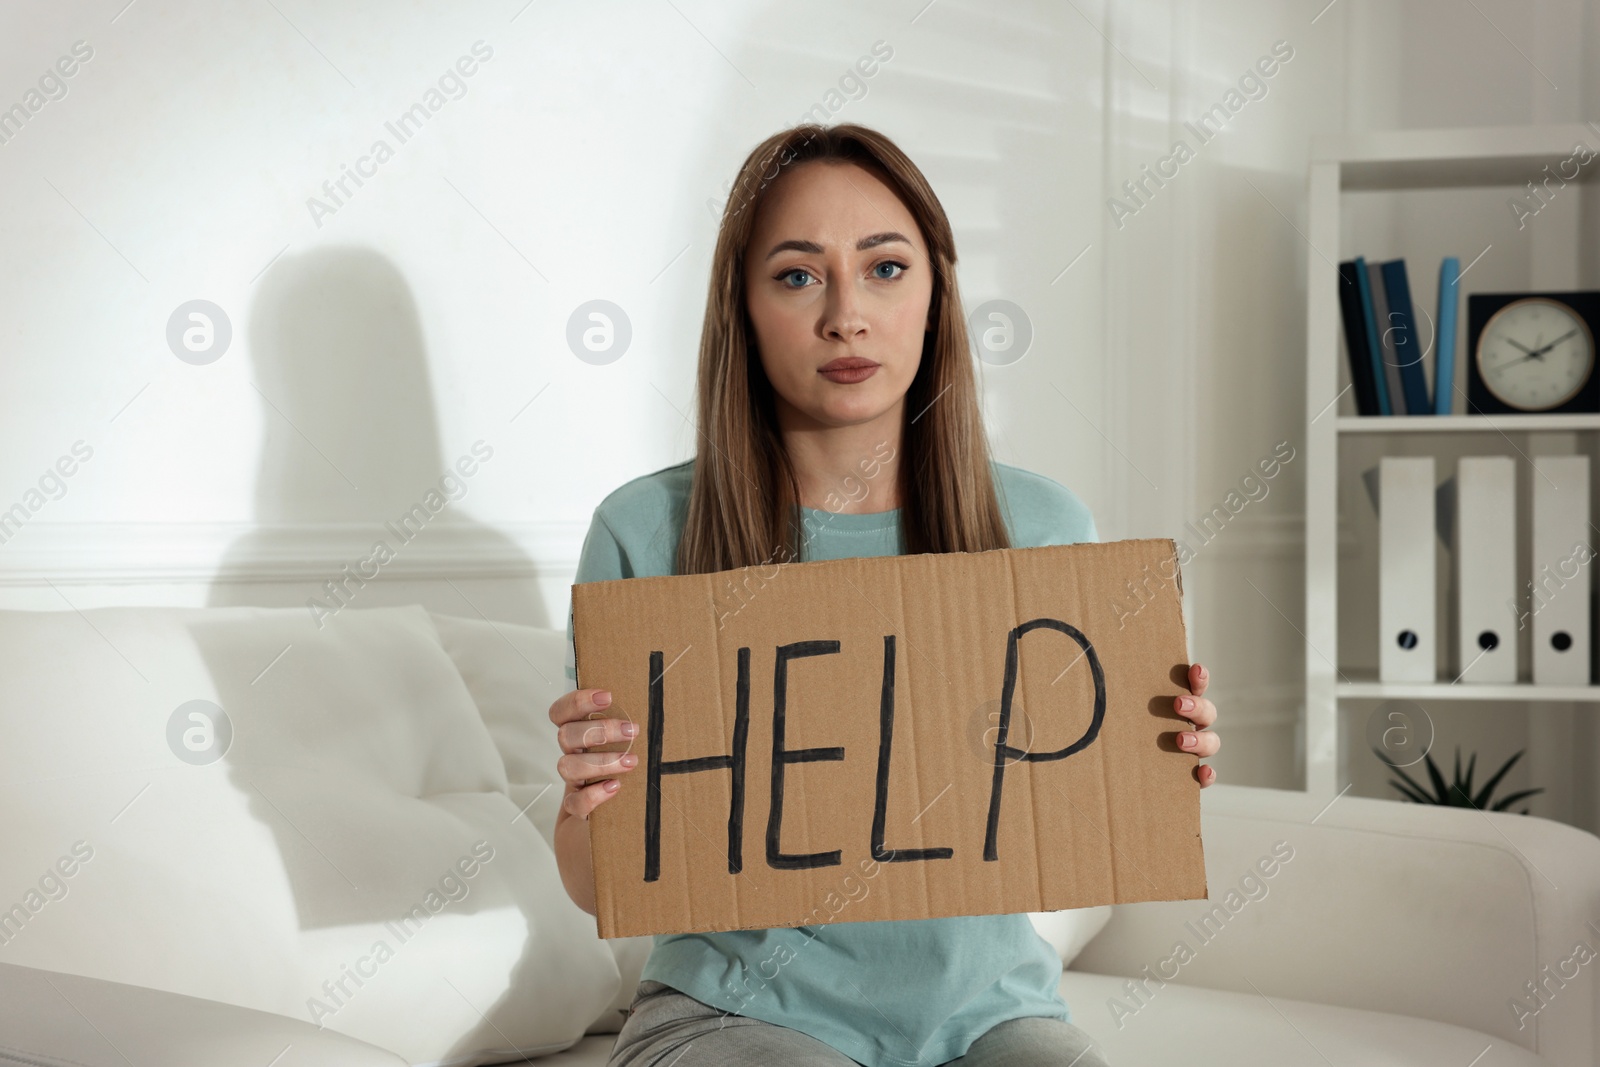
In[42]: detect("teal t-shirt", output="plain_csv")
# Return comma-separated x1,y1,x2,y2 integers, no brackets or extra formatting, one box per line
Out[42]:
565,458,1099,1067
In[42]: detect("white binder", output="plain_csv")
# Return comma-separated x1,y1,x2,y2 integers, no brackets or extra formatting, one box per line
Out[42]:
1454,457,1517,683
1380,457,1437,682
1531,455,1591,686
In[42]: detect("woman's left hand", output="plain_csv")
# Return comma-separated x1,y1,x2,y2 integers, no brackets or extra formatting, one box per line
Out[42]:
1175,663,1220,787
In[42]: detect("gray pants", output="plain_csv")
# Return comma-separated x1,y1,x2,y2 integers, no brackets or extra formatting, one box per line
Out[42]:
606,980,1112,1067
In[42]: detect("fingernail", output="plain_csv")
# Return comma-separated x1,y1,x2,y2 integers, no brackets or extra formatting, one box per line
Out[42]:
604,779,619,792
622,722,639,737
594,691,612,707
621,754,638,768
1178,696,1194,712
1180,732,1196,748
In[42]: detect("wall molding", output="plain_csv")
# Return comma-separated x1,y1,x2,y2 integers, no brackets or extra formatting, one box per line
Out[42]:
1203,683,1302,728
0,520,589,586
0,514,1351,585
1171,513,1372,562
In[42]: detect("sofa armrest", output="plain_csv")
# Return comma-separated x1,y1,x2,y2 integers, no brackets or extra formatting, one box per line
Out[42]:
0,961,409,1067
1070,783,1600,1065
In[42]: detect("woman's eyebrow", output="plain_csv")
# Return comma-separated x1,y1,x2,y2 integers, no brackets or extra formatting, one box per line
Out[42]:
763,231,913,260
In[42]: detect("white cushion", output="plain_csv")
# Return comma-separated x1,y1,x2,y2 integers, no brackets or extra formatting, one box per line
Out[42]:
1073,783,1600,1060
1027,906,1112,966
1057,971,1553,1066
426,614,571,850
0,960,410,1067
427,612,655,1035
0,604,619,1066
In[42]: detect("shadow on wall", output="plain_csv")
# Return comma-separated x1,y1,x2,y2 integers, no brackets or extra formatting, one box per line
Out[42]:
201,244,547,900
192,248,563,1048
205,245,537,616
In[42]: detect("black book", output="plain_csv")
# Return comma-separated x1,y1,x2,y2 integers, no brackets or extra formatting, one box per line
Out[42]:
1337,260,1380,416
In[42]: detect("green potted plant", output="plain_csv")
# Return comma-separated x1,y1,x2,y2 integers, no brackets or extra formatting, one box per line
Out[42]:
1373,745,1544,814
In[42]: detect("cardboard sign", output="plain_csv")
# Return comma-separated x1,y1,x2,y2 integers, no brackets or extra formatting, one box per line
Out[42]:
571,537,1207,939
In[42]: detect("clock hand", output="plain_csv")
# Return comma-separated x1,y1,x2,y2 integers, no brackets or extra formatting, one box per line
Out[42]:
1529,328,1581,358
1496,351,1542,371
1503,337,1537,356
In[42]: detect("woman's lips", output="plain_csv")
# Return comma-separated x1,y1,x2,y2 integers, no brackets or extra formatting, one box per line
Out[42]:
819,358,879,384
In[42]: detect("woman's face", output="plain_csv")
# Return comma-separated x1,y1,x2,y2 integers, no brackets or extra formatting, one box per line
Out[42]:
744,160,935,434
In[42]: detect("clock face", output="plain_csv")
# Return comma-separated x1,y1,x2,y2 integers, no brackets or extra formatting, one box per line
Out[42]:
1476,298,1596,411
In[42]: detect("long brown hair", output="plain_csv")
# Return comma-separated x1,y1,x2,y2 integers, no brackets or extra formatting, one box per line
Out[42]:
677,122,1011,575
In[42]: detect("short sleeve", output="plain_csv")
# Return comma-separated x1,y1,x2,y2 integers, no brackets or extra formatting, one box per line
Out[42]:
1044,477,1098,546
1076,503,1101,544
565,510,630,683
995,465,1099,550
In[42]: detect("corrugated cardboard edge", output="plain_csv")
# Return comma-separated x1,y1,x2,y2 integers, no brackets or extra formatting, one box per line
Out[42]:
1163,536,1208,905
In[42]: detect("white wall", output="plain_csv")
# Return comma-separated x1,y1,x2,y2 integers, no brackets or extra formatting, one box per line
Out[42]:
1093,0,1600,811
0,0,1594,805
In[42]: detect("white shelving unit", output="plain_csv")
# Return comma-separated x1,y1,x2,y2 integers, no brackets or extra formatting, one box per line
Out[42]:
1302,123,1600,797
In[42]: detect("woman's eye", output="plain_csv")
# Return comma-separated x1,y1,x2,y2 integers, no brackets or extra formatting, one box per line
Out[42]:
777,261,907,288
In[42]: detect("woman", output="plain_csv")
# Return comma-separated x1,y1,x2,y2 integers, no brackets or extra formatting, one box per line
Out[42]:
550,122,1222,1067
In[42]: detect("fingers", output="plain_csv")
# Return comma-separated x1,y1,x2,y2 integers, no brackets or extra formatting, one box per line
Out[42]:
558,750,638,786
550,687,618,728
558,716,638,753
1175,687,1220,762
1174,694,1216,729
1179,677,1221,788
562,778,623,820
557,750,640,820
1177,728,1220,758
551,688,640,821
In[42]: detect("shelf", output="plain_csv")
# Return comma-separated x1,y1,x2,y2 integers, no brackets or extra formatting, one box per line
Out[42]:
1337,413,1600,433
1313,123,1600,191
1300,123,1600,796
1338,677,1600,702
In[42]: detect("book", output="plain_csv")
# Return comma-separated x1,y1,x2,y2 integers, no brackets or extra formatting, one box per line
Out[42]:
1353,256,1392,415
1368,262,1405,412
1381,259,1431,414
1434,256,1460,414
1337,261,1380,415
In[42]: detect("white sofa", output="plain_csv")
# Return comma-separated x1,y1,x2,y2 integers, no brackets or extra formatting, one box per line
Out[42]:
1,603,1595,1067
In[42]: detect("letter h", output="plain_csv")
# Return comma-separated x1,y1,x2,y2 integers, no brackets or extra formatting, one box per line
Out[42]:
644,647,750,882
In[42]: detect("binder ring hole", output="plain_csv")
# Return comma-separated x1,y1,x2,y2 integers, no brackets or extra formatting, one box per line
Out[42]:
1552,631,1573,652
1396,630,1419,650
1476,631,1499,652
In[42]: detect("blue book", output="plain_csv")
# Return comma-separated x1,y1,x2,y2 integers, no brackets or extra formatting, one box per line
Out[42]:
1380,259,1430,414
1353,256,1392,415
1434,257,1459,414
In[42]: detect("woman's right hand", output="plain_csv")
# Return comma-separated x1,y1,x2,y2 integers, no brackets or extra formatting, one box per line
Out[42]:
549,687,640,821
